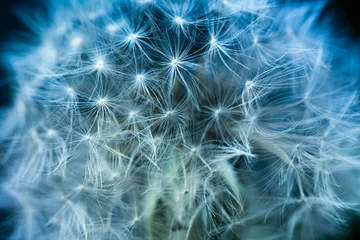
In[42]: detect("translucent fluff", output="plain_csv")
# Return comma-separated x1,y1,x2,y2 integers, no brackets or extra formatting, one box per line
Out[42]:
1,0,360,239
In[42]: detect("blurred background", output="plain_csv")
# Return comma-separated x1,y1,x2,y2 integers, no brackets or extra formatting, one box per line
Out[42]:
0,0,359,239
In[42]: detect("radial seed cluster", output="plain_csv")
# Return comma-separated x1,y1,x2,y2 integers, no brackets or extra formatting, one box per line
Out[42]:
1,0,360,240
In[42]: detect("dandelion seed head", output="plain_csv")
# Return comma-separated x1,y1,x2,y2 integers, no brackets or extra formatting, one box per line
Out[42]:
1,1,360,240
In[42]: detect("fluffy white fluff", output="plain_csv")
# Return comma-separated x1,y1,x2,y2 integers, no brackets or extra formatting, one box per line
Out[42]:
1,0,360,239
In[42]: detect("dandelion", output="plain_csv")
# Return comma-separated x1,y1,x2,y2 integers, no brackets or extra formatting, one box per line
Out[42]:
1,0,360,240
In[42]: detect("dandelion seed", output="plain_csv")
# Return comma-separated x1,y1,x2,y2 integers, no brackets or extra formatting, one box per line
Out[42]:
70,36,83,48
214,109,221,116
40,44,57,64
47,129,56,137
139,0,152,4
128,33,138,41
171,58,179,66
210,37,217,46
107,24,119,33
136,74,144,81
66,87,74,95
97,98,107,105
95,60,104,69
245,81,253,88
223,0,230,6
111,174,119,181
174,17,185,25
84,135,92,141
249,115,256,122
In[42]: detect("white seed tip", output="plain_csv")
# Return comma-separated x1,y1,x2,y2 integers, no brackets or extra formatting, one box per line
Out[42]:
174,17,184,25
136,74,144,81
97,98,107,105
84,135,92,141
66,87,74,95
171,59,178,66
95,60,104,69
245,81,253,88
128,34,138,41
107,24,119,33
210,38,217,45
47,129,56,137
70,37,83,48
111,174,119,181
